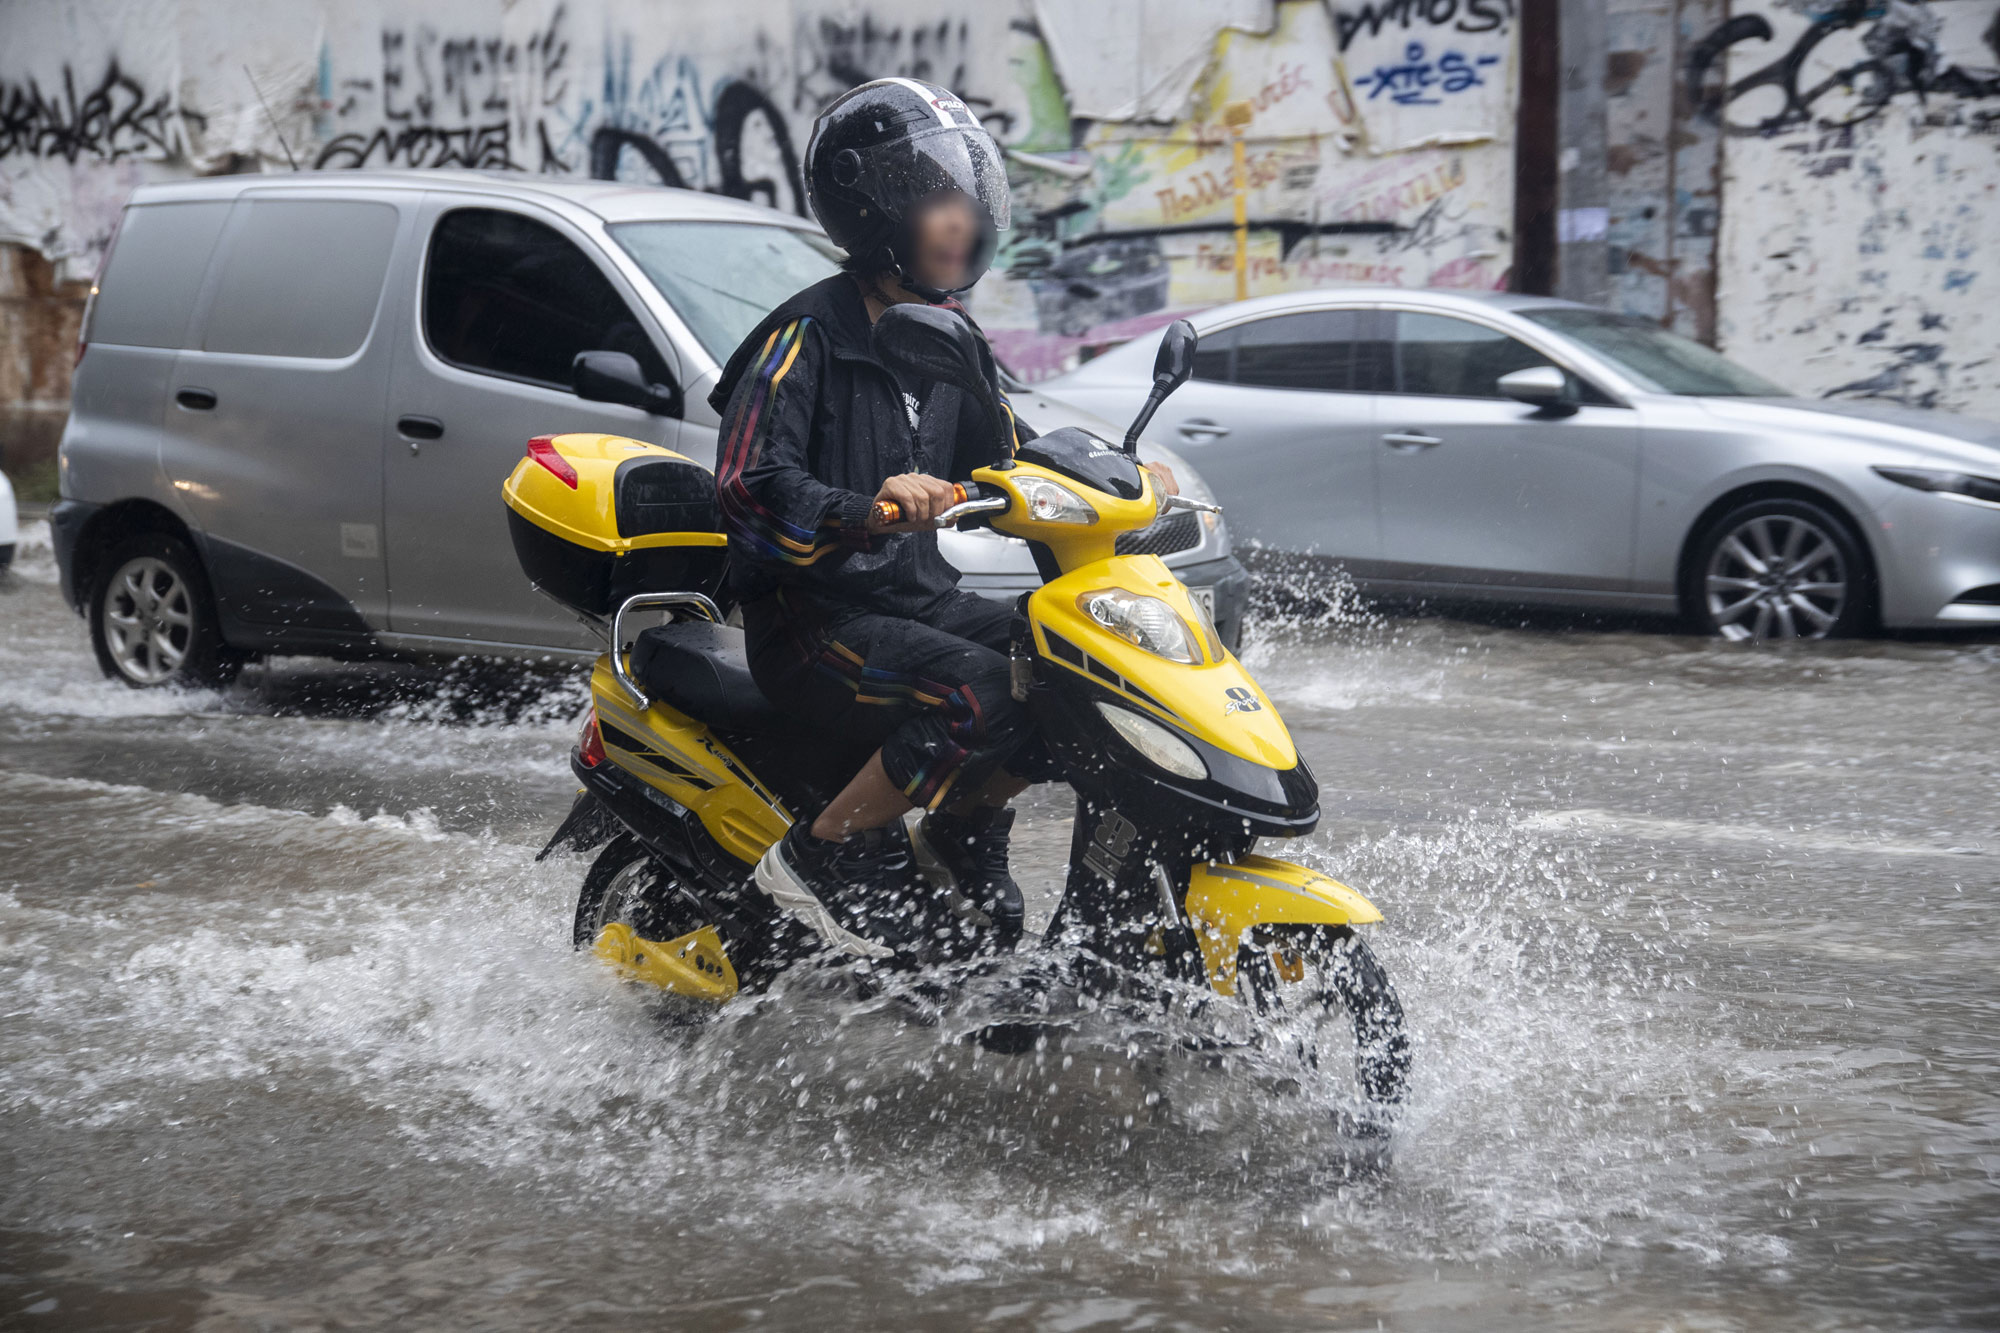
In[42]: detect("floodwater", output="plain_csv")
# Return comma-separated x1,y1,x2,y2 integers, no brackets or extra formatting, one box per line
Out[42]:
3,521,1997,1331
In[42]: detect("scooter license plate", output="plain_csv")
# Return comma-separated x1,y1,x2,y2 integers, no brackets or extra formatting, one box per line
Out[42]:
1189,586,1216,620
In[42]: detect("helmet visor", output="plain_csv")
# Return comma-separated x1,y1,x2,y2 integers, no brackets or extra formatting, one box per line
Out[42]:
851,122,1012,232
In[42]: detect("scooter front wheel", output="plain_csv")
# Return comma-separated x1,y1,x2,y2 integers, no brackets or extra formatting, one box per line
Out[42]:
1240,925,1411,1123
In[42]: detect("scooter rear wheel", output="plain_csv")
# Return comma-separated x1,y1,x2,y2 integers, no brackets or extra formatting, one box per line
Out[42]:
572,836,706,949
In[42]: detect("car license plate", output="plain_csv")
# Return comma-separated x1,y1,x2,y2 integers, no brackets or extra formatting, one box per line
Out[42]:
1189,586,1215,620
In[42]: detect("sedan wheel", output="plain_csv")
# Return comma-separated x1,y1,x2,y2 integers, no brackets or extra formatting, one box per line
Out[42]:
1692,499,1866,642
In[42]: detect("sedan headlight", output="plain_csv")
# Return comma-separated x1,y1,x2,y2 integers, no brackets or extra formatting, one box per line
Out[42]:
1014,475,1097,524
1095,702,1207,780
1873,466,2000,507
1079,588,1201,663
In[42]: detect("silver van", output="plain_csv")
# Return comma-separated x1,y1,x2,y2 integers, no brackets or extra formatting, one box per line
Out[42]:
51,170,1244,686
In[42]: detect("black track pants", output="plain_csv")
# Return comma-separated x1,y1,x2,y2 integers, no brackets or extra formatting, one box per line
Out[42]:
744,588,1039,810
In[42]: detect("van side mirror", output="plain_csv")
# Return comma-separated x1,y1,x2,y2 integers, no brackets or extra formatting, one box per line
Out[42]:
573,350,683,418
872,304,1013,467
1497,365,1576,415
1122,319,1198,454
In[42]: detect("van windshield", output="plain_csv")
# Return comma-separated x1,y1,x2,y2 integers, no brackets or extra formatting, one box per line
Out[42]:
609,221,842,360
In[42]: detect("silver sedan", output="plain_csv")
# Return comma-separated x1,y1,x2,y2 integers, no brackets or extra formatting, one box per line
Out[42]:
1038,288,2000,640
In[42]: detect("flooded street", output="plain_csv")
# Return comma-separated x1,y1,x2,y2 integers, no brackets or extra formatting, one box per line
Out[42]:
4,520,1997,1332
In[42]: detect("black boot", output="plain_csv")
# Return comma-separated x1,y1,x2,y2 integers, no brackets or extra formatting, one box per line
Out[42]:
915,805,1024,950
755,821,927,959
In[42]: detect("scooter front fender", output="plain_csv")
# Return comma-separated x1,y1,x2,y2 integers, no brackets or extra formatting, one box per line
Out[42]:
1184,855,1382,996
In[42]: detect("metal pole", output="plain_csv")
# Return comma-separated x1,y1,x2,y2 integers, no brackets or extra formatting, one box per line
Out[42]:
1224,100,1254,302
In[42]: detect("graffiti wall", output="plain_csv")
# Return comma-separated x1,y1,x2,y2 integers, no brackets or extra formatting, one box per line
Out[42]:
1607,0,2000,415
0,0,1521,403
1705,0,1999,414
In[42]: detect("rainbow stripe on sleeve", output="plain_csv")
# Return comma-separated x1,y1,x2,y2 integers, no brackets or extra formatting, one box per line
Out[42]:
715,318,869,565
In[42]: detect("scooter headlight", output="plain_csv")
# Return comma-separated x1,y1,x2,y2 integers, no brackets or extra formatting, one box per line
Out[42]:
1095,702,1208,780
1078,589,1200,664
1015,475,1098,524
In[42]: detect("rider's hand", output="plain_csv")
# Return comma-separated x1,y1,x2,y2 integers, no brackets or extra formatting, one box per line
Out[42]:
1143,460,1180,497
868,472,960,533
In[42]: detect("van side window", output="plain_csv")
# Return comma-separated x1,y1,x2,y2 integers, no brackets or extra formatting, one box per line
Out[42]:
423,208,670,390
87,202,233,349
203,200,399,358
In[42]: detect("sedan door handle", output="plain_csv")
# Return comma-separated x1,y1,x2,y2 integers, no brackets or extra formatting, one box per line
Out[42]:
397,415,445,441
1178,418,1231,442
175,387,217,411
1382,431,1442,451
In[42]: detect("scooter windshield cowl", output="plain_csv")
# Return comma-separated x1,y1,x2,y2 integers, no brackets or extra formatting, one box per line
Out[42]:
1016,426,1146,501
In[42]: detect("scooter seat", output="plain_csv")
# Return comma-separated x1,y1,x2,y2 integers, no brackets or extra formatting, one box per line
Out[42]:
629,621,787,734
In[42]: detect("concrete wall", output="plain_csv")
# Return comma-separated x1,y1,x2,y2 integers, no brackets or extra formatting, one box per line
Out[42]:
0,0,1526,484
1607,0,2000,416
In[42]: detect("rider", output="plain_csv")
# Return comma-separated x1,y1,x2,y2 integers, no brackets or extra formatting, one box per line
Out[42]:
708,78,1172,959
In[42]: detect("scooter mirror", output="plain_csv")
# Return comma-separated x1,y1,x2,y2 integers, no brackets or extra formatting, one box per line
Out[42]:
1122,319,1199,455
1151,318,1198,393
872,303,1013,466
872,304,990,404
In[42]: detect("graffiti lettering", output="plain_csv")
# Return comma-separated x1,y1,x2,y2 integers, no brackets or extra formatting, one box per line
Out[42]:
317,123,514,170
1689,0,2000,137
1190,63,1311,145
805,15,971,96
1354,42,1501,104
1153,148,1299,224
1331,0,1516,54
1333,156,1468,224
1190,241,1407,288
0,62,206,163
315,10,570,170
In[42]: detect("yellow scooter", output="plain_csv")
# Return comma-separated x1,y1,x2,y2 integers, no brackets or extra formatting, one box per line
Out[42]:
503,309,1410,1116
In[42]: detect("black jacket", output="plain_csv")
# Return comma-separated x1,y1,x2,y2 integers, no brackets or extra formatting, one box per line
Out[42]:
708,274,1030,618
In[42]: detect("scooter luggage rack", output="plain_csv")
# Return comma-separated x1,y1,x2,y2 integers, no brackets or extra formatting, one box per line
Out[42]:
609,590,725,710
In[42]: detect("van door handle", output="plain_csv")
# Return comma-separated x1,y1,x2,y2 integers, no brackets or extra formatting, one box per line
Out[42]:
175,387,217,411
397,415,445,441
1178,418,1230,442
1382,431,1442,451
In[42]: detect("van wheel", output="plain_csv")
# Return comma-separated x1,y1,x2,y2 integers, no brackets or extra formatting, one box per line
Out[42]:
89,534,243,688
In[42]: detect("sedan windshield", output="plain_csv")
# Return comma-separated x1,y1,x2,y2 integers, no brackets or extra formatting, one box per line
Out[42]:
609,221,841,360
1521,307,1789,397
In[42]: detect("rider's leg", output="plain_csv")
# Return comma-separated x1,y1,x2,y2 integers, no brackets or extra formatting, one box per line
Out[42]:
747,593,1031,955
943,769,1028,816
811,749,913,840
808,749,1026,839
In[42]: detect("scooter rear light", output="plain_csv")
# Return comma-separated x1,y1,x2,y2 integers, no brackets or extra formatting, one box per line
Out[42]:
527,435,578,489
578,707,607,767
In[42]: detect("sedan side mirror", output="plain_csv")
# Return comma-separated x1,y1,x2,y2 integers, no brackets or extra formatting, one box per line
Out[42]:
1497,365,1577,415
573,350,683,418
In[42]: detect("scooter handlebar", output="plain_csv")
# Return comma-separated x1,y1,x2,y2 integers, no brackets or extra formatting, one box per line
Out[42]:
872,482,1007,529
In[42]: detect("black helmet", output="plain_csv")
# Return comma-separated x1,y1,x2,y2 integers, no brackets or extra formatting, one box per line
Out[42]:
805,78,1011,302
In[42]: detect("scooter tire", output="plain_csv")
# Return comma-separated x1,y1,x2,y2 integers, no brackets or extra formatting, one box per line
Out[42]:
1245,925,1411,1124
572,836,705,949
